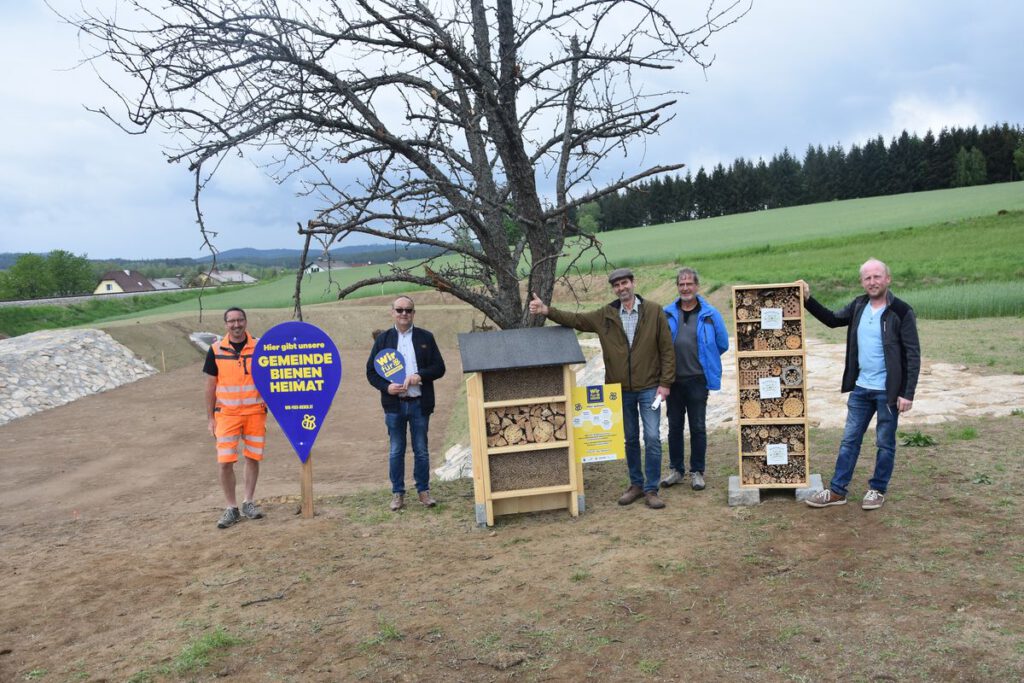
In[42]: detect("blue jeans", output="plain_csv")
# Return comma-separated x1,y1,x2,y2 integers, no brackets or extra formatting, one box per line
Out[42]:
621,387,663,493
385,399,431,494
666,375,709,474
830,386,899,496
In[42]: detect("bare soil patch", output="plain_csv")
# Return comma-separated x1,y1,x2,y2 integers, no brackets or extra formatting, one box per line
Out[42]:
2,306,1022,682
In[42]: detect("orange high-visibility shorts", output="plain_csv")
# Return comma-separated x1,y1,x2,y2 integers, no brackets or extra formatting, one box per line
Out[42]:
214,412,268,463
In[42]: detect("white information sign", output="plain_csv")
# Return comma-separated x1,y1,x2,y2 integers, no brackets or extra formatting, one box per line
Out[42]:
765,443,789,465
759,377,782,399
760,307,784,329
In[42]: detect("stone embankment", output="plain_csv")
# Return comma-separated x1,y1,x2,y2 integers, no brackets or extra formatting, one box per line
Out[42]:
0,329,156,426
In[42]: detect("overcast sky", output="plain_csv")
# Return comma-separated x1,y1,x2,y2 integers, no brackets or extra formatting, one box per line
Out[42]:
2,1,1021,260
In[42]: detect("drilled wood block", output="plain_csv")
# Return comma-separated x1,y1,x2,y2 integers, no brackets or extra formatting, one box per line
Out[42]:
489,448,570,492
482,366,563,402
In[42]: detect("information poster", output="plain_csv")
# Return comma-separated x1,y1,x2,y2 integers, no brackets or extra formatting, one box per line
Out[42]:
251,322,342,463
759,377,782,399
572,383,625,463
760,307,784,329
765,443,789,465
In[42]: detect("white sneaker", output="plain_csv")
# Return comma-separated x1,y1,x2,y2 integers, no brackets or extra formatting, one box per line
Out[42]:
690,472,705,491
862,489,885,510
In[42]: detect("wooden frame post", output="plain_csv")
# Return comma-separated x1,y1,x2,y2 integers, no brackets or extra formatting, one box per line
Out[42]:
301,456,314,518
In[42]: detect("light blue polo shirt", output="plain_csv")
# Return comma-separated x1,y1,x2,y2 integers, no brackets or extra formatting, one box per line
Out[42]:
856,303,887,390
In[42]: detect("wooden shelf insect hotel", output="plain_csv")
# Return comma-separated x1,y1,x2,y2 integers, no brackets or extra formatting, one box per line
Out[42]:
731,283,811,488
458,327,586,526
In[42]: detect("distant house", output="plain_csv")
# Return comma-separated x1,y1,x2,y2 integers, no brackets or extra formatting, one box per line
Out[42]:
94,270,156,295
150,277,183,291
303,259,350,274
199,270,259,285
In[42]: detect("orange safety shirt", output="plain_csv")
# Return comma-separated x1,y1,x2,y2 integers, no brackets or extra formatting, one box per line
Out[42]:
213,332,266,416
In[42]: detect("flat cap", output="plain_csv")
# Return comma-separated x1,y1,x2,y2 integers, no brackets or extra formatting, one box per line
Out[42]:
607,267,635,284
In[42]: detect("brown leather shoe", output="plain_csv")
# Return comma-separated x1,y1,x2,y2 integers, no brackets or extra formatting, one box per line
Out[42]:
418,491,437,507
645,491,666,509
389,493,404,511
618,485,643,506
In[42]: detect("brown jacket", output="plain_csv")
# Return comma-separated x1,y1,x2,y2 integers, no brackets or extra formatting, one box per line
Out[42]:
547,296,674,391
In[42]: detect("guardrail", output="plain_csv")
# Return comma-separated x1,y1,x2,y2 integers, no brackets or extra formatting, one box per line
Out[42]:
0,287,214,308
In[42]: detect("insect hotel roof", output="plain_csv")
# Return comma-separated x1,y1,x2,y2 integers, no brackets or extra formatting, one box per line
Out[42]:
458,326,585,373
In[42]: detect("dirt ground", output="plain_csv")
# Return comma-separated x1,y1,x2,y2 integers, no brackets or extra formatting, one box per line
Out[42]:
2,302,1023,682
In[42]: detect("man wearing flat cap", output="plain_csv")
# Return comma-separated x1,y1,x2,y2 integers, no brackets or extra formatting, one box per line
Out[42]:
530,268,675,509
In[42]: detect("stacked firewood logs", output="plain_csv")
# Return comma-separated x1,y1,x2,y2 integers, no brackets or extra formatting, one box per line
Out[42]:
739,389,805,418
486,402,567,448
740,424,806,453
736,320,804,352
734,287,802,320
741,456,808,485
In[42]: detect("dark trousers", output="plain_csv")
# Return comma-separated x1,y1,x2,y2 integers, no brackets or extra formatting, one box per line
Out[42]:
666,375,708,474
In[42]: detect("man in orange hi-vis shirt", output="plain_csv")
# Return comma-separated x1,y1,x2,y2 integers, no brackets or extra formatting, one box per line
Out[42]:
203,307,267,529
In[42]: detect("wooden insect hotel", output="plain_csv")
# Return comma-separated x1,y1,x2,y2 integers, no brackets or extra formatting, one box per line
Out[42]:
459,327,586,526
732,283,810,488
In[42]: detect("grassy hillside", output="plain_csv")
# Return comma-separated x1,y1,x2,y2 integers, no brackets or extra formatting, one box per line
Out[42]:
588,181,1024,263
680,210,1024,310
3,182,1021,336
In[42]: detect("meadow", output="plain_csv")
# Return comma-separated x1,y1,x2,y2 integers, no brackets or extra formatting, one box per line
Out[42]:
1,182,1021,337
587,180,1024,264
656,209,1024,311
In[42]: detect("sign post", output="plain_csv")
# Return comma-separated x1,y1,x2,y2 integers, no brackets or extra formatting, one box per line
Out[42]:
251,322,342,518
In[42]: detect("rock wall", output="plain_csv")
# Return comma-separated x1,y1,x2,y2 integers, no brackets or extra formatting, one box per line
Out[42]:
0,329,156,425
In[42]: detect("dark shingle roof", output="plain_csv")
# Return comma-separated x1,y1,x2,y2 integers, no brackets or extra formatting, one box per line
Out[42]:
458,326,585,373
97,270,155,293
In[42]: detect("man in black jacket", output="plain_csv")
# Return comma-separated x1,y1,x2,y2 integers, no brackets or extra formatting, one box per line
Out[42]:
366,296,447,511
801,259,920,511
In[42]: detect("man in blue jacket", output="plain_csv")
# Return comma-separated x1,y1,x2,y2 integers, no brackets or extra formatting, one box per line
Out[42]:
366,296,447,511
660,267,730,491
802,259,920,511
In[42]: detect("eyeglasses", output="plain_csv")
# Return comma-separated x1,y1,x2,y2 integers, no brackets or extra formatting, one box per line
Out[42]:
393,307,415,314
225,318,246,324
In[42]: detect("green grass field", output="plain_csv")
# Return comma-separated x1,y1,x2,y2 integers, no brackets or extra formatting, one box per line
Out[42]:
3,182,1022,336
587,181,1024,264
676,210,1024,306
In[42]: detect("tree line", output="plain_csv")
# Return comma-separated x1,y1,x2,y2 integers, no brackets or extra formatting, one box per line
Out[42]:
589,123,1024,231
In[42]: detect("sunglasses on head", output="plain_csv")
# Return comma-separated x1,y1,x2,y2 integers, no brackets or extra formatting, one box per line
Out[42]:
393,307,415,314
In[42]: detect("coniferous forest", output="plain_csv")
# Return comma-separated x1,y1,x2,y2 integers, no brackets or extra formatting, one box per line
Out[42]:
588,123,1023,232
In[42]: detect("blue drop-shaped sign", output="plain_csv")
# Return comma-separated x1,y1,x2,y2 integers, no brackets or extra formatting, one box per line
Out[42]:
372,348,407,385
251,322,342,463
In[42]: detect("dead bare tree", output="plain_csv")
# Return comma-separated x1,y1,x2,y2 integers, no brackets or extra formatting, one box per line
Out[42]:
66,0,748,328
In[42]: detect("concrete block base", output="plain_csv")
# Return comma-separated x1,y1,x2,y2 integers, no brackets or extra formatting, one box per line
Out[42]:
728,476,760,506
728,473,825,507
795,473,825,502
